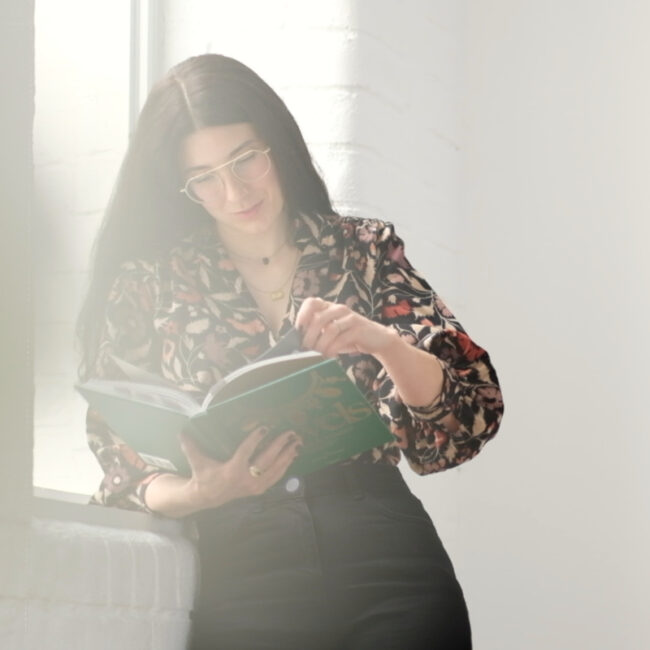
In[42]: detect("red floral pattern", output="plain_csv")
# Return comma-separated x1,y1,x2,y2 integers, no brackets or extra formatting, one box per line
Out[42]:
87,214,503,511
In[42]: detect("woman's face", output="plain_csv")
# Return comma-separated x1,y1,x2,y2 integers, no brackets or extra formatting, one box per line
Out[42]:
180,122,287,239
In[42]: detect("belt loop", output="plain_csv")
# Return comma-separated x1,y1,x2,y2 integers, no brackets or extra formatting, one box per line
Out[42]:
344,464,364,500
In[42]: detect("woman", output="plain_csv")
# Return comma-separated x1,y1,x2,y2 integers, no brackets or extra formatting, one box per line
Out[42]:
78,53,503,649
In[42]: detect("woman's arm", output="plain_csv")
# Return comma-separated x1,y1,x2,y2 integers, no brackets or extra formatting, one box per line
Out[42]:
295,298,459,439
144,428,301,518
373,333,461,434
295,220,503,473
86,260,169,513
88,258,303,516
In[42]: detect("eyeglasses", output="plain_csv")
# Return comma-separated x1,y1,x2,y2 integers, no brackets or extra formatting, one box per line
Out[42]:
180,147,272,204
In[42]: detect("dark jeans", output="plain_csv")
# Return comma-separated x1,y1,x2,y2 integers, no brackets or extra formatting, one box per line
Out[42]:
190,463,471,650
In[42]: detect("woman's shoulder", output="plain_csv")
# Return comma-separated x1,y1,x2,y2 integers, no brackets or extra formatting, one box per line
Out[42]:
107,257,161,309
317,213,400,248
108,256,159,293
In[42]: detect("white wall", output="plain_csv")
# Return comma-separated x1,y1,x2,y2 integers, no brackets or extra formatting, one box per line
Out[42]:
459,2,650,648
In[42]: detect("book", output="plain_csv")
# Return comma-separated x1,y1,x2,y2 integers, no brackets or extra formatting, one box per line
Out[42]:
76,332,393,477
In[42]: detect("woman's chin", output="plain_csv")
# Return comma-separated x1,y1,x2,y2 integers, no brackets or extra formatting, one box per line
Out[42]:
219,205,287,238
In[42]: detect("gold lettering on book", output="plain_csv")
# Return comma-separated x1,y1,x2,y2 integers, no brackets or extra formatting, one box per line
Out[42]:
318,400,374,431
230,369,375,442
281,370,373,434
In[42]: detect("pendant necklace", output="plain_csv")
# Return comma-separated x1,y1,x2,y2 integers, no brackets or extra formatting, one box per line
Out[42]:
242,248,301,301
225,236,289,266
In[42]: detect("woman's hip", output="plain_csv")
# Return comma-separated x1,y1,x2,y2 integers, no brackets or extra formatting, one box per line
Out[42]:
191,463,471,648
194,463,460,597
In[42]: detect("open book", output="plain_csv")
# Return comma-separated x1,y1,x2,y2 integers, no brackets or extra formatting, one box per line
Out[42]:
76,331,393,477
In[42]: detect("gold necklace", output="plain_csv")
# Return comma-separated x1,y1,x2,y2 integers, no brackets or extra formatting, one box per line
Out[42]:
242,248,301,301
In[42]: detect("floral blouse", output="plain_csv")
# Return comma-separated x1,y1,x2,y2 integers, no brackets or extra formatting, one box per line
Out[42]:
87,213,503,512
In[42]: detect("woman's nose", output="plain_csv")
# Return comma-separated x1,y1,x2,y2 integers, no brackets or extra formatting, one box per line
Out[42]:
220,170,250,203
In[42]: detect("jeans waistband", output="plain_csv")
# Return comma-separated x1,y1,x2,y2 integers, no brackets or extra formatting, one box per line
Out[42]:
262,461,408,502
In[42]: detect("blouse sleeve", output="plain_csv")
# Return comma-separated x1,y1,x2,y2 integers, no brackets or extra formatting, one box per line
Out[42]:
86,259,167,513
370,222,504,474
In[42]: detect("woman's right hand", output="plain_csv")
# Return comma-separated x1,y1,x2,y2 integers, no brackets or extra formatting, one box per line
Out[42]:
181,427,302,512
144,427,302,518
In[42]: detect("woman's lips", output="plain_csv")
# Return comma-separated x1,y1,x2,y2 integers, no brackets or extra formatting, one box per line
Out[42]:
233,200,263,219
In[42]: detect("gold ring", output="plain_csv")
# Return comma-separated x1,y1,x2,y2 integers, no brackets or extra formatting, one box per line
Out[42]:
248,464,263,478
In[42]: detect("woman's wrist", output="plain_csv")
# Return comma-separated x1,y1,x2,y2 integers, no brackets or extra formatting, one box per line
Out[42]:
183,474,230,513
371,326,409,367
373,331,446,410
145,472,208,518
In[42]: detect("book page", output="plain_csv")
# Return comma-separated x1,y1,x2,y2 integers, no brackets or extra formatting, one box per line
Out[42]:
79,378,201,416
201,351,324,410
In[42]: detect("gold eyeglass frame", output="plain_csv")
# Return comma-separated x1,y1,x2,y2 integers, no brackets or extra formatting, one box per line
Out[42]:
180,147,272,204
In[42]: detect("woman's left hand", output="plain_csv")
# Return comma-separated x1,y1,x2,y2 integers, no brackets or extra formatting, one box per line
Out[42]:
296,297,454,442
295,297,402,360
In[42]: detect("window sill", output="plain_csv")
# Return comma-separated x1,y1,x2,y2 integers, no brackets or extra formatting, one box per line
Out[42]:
32,486,191,535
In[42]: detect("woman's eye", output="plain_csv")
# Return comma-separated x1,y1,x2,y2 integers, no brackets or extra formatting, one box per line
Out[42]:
236,151,257,166
194,172,216,185
234,152,260,176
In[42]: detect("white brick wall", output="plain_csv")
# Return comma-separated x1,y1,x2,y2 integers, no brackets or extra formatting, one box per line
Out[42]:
161,1,463,304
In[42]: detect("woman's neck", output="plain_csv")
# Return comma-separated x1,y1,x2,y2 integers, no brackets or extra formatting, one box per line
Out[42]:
217,218,292,264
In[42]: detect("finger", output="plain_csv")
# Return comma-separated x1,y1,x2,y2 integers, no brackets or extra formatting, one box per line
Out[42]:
295,297,327,334
302,303,349,351
310,310,360,356
251,429,301,470
319,315,364,357
310,319,343,356
255,438,303,488
231,426,269,465
295,297,334,347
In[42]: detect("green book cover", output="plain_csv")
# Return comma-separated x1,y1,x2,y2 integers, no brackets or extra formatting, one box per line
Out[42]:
76,353,394,478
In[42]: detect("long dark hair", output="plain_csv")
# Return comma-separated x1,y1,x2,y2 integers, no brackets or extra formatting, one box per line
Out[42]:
77,53,336,379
